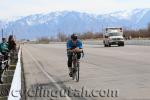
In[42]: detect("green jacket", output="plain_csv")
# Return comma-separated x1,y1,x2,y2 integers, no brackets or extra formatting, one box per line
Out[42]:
0,42,9,53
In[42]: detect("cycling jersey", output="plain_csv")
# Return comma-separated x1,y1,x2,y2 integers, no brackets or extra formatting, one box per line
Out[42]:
67,40,83,49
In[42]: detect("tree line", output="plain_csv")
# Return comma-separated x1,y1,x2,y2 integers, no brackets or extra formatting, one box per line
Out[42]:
124,23,150,39
37,23,150,43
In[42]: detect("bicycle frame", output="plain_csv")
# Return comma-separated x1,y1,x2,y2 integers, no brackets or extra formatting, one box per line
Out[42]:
0,54,10,79
72,52,80,82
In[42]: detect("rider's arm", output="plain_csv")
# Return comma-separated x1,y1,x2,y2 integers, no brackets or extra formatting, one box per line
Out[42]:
67,40,74,52
76,40,83,52
74,48,83,52
67,48,77,52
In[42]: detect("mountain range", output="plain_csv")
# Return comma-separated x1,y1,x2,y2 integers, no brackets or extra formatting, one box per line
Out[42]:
0,8,150,39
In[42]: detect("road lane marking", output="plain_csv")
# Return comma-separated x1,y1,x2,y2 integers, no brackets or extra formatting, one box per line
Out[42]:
24,48,72,100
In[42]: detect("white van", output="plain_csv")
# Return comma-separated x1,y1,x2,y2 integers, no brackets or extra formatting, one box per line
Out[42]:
103,27,124,47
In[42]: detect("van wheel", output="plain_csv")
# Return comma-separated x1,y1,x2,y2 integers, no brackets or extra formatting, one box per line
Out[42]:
104,42,108,47
104,44,108,47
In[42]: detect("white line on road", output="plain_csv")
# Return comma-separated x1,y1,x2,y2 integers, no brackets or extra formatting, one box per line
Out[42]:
24,48,72,100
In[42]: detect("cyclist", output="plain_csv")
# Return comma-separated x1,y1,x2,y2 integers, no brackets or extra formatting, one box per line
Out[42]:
0,38,9,84
8,35,16,51
0,38,9,57
67,34,83,77
0,38,9,69
8,35,17,62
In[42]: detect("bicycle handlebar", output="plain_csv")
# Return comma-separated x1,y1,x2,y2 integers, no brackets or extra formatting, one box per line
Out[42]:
68,49,84,58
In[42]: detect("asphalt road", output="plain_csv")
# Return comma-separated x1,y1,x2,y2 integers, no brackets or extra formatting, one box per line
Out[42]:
22,44,150,100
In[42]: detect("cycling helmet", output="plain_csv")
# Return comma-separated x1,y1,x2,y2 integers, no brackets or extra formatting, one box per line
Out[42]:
71,34,78,40
2,38,6,42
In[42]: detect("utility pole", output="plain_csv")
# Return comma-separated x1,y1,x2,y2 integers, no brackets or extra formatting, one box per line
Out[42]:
1,28,3,38
12,30,14,36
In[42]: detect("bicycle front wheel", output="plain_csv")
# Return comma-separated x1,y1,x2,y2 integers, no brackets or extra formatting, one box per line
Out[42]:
75,65,80,82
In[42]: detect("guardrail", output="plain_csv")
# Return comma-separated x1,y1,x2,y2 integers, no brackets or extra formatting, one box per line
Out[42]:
83,40,150,46
125,40,150,46
8,48,21,100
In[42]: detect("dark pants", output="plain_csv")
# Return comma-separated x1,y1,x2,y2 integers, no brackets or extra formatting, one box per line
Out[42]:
67,52,81,68
1,52,9,60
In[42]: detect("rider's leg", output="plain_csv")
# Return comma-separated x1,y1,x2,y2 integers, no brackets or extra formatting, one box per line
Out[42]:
4,54,9,70
67,53,72,67
67,53,73,77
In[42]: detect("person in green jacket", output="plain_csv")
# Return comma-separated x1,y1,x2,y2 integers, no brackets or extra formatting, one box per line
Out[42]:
0,38,9,84
0,38,9,55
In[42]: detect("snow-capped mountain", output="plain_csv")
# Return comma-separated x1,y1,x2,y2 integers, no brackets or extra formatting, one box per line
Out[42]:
107,8,150,26
109,9,149,20
2,8,150,39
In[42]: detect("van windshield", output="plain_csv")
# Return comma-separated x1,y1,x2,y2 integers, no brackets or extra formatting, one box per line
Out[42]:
108,32,122,36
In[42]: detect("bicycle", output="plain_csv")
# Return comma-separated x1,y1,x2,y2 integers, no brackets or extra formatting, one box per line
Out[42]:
0,53,10,84
71,52,79,82
71,51,84,82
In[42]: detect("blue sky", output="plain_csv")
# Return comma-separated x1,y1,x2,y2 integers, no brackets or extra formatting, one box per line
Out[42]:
0,0,150,19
